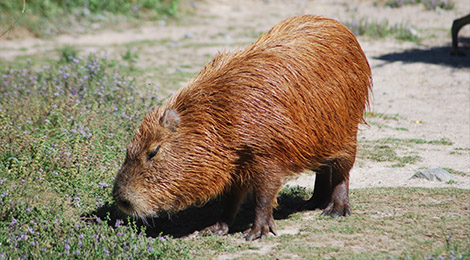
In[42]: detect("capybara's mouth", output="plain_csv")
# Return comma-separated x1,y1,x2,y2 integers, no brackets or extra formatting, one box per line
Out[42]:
115,197,132,214
114,192,158,217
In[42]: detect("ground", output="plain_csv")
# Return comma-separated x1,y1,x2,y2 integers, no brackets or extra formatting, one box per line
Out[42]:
2,1,468,190
1,0,469,258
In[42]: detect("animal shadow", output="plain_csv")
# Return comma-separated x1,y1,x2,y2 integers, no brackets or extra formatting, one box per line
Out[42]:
375,38,470,68
84,191,309,238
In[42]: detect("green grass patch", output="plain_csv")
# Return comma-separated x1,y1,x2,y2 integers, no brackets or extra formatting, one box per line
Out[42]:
443,168,467,177
358,137,453,166
343,18,420,42
1,0,180,38
376,137,454,146
379,0,455,10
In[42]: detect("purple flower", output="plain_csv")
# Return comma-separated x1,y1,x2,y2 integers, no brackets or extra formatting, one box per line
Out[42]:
99,182,109,188
27,227,35,234
9,218,17,227
19,233,28,241
115,219,121,228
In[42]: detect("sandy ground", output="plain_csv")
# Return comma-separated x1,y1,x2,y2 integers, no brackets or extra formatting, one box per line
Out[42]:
1,0,469,190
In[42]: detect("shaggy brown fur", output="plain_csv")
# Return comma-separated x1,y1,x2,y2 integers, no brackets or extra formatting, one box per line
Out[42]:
113,15,372,241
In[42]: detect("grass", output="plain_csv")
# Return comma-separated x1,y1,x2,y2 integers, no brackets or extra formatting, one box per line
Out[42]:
2,52,468,258
0,0,180,38
343,17,421,42
380,0,455,10
358,137,454,167
185,187,470,259
0,52,189,258
1,5,469,258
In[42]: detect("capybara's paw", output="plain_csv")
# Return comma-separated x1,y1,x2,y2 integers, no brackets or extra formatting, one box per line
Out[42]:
301,196,329,211
242,223,277,241
320,201,351,218
199,221,229,236
242,226,268,241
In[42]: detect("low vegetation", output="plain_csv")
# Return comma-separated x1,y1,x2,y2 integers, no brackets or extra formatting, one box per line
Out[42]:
380,0,455,10
1,51,469,259
344,18,420,42
0,0,179,38
0,52,188,259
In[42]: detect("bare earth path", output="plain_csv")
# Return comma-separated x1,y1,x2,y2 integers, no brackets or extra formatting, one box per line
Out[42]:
1,0,469,190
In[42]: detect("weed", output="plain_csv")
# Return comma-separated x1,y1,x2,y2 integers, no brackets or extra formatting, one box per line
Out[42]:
58,45,80,64
383,0,455,10
376,137,453,146
449,147,470,155
122,46,139,62
343,18,420,42
0,0,180,38
443,168,467,176
365,112,401,120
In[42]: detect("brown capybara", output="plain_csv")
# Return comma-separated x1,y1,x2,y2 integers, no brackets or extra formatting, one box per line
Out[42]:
113,15,372,241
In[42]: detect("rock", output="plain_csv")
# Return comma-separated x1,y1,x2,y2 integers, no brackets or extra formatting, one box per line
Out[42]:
410,168,454,182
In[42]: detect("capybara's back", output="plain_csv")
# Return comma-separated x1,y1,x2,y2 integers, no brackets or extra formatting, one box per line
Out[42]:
113,15,372,241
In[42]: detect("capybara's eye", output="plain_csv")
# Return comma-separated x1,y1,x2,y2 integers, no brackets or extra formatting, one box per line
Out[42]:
147,145,161,161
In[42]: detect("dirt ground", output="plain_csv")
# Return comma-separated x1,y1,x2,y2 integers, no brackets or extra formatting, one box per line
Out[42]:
1,0,469,190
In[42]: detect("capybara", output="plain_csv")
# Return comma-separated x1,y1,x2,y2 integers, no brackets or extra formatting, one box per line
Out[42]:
113,15,372,241
450,13,470,56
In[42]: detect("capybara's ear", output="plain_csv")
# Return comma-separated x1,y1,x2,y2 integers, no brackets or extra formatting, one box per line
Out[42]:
161,108,180,132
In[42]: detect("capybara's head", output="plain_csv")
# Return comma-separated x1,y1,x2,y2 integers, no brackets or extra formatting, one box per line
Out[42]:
113,108,183,217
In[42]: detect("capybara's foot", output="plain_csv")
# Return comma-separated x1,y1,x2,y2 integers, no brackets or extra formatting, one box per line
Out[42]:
199,221,229,236
302,194,330,210
320,201,351,217
320,182,350,217
242,221,277,241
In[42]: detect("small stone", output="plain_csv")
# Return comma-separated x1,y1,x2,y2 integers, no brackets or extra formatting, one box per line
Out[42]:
410,168,454,182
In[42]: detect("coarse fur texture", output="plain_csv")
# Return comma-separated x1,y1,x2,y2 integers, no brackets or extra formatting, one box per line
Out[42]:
113,14,372,240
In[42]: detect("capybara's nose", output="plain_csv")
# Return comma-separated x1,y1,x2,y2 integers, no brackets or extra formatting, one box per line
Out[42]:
115,197,131,211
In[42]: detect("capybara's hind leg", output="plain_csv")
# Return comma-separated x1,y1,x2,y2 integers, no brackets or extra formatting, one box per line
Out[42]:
320,156,354,217
302,164,332,210
201,183,248,236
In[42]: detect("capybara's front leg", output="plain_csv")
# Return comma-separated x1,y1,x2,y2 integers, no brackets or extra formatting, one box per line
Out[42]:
201,183,248,236
243,178,280,241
